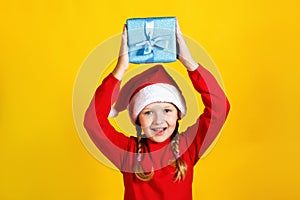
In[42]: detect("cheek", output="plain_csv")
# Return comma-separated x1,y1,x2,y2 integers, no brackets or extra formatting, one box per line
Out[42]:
139,117,151,128
167,114,178,126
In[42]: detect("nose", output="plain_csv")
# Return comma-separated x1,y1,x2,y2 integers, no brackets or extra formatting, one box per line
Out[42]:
153,110,165,125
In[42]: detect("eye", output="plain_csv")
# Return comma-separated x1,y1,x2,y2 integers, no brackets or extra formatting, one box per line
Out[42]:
164,109,172,113
143,111,152,115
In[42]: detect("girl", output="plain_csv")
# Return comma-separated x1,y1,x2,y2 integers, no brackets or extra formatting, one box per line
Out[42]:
84,21,230,200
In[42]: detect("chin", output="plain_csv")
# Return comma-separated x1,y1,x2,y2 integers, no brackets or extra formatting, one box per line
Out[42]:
145,129,174,143
150,136,168,143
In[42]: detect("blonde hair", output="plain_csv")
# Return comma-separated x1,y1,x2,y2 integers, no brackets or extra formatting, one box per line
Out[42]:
135,122,187,182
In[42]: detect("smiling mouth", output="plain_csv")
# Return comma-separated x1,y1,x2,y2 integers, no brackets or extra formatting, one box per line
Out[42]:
151,127,167,135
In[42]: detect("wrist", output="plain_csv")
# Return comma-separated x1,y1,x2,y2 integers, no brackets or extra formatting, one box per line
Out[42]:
181,59,198,71
112,63,128,80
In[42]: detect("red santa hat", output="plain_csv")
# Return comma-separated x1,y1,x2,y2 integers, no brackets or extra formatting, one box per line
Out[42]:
109,65,187,124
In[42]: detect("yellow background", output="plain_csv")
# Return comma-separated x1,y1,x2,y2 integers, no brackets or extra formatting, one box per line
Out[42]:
1,0,299,199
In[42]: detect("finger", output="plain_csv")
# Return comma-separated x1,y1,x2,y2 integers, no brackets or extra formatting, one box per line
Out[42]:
119,25,129,57
123,24,128,35
176,19,182,35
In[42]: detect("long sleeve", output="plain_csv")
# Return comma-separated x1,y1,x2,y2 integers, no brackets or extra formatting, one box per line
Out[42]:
83,74,132,170
180,64,230,165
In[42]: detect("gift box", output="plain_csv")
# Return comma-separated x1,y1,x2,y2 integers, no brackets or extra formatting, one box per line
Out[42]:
126,17,177,64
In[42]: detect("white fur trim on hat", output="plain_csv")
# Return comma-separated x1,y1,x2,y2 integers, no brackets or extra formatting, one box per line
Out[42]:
108,107,118,118
128,83,186,123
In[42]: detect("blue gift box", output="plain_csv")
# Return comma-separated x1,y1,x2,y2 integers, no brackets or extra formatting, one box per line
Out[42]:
126,17,177,64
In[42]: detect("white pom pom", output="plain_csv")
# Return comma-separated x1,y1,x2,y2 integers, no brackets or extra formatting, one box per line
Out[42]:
108,107,118,118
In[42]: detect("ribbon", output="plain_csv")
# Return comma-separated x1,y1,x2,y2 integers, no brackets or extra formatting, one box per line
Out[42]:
134,19,170,55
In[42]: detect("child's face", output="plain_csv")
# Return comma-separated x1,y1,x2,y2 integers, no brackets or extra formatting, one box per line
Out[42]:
138,102,178,143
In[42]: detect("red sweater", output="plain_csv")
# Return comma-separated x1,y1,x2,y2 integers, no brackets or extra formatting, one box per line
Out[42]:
84,65,230,200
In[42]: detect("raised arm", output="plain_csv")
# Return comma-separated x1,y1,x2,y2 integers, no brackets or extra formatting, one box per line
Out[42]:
112,24,129,80
83,26,131,169
176,21,230,165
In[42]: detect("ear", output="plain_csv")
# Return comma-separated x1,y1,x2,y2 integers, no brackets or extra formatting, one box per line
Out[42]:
135,118,141,126
177,110,182,120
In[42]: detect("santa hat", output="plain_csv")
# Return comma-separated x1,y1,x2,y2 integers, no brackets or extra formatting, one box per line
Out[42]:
109,65,186,124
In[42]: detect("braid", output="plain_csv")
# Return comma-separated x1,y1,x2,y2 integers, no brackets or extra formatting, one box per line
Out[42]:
135,125,154,181
136,125,143,162
171,122,187,181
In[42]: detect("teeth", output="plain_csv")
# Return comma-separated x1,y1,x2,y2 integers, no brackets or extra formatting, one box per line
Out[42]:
152,127,166,131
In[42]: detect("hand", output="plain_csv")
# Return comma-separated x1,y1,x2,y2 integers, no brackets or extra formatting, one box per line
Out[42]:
176,20,198,71
112,25,129,80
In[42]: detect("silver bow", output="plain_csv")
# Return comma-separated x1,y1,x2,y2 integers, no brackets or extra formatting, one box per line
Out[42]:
134,20,170,55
